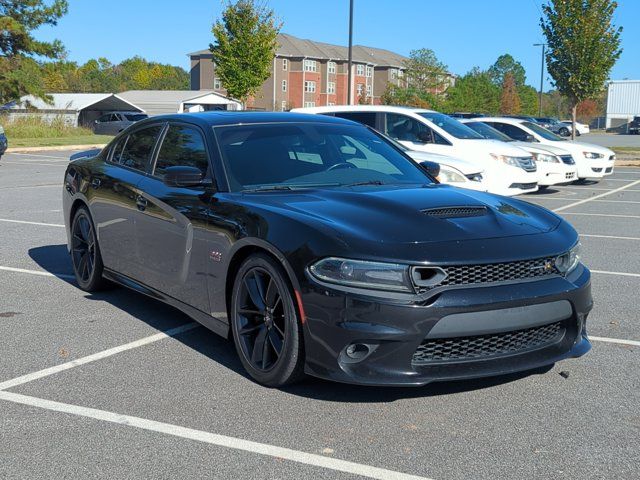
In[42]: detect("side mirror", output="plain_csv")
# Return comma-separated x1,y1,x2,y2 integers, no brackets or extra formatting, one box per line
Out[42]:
524,134,536,143
419,160,440,179
416,131,432,143
162,166,207,187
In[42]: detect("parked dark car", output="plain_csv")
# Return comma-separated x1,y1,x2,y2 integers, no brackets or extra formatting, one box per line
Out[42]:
0,124,7,159
93,111,148,135
62,112,592,387
630,116,640,135
449,112,486,119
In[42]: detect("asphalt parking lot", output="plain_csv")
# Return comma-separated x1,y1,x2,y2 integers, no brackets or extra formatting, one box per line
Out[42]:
1,149,639,480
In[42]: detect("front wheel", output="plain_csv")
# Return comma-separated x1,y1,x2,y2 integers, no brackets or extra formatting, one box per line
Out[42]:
230,254,305,387
559,127,570,136
71,206,107,291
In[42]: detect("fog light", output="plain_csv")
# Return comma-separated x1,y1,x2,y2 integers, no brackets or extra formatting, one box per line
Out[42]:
346,343,370,359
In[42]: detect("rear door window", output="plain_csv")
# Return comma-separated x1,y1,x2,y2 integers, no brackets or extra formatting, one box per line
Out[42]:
154,125,209,177
383,113,448,145
330,111,377,128
116,125,163,172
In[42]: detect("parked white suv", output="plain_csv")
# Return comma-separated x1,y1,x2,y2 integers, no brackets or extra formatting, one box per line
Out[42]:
461,119,578,187
292,105,539,196
478,117,614,180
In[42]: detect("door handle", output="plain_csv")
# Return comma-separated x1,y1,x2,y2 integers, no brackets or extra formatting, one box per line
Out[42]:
136,195,148,211
91,177,101,189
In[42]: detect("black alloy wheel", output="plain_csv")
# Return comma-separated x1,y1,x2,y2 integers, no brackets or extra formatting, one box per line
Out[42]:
71,206,106,291
231,254,304,386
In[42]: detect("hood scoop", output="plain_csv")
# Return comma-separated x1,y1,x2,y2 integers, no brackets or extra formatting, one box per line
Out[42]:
421,205,488,219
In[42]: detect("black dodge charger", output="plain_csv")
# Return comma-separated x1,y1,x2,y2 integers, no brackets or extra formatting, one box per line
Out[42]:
62,112,592,387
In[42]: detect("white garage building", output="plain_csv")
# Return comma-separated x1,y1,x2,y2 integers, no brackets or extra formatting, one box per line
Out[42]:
606,80,640,130
118,90,241,116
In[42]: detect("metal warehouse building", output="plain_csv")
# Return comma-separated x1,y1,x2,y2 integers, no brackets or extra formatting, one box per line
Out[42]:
606,80,640,131
118,90,241,116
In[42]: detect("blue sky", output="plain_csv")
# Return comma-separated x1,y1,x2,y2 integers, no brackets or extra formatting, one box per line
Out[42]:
35,0,638,90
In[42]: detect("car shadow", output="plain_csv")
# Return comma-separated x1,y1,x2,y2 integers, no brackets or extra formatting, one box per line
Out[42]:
526,188,562,195
29,243,555,402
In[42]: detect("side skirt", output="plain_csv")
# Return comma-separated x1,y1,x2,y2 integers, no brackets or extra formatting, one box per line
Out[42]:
102,268,230,339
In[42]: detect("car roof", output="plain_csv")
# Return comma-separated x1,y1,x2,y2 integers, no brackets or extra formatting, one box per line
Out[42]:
473,116,527,125
292,105,436,115
131,111,359,128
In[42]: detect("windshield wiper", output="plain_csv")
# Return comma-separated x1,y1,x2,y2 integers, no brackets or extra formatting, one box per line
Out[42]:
242,185,295,192
344,180,385,187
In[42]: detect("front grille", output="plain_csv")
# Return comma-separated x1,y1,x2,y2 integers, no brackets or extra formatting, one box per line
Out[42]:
516,157,537,172
592,167,603,173
412,321,564,364
605,167,613,173
559,155,575,165
509,182,537,190
422,206,487,219
414,257,560,293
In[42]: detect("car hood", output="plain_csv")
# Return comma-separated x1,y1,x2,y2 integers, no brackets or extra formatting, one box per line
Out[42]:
511,141,571,156
539,140,614,157
404,150,482,175
243,184,561,245
457,139,534,158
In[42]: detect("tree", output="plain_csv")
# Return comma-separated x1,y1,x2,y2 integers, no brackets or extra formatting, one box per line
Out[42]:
444,68,500,114
488,54,526,87
541,0,622,138
500,73,521,114
210,0,281,104
381,83,443,110
518,85,539,115
404,48,449,93
0,0,68,104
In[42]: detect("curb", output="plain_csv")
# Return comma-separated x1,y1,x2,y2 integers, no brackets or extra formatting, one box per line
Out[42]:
6,144,107,153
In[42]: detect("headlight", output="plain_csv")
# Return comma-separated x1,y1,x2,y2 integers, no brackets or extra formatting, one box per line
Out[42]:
533,152,560,163
438,165,468,184
555,243,581,275
309,257,413,292
583,152,604,159
490,153,520,168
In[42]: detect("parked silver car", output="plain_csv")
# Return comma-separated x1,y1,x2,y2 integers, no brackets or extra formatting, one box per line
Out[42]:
93,111,148,135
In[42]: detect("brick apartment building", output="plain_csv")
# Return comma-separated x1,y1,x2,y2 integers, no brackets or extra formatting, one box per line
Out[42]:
189,33,448,110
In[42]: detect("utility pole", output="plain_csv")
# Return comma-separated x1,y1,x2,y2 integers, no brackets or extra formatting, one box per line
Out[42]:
534,43,545,117
347,0,354,105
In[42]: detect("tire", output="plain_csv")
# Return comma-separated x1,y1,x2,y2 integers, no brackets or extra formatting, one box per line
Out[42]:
559,127,570,137
230,253,305,387
70,206,107,291
576,130,581,136
538,185,549,191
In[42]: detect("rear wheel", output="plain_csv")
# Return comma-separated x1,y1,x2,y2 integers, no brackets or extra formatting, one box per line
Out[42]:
71,206,107,291
559,127,570,136
230,254,305,387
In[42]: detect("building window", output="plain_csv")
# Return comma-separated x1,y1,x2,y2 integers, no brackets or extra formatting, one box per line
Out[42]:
356,64,364,76
398,69,404,78
356,84,364,96
282,58,288,71
304,81,316,93
328,102,335,106
366,84,372,96
327,82,336,94
304,101,316,108
390,69,398,79
214,77,222,90
366,66,373,78
304,59,317,72
282,80,287,92
281,100,288,111
328,62,336,74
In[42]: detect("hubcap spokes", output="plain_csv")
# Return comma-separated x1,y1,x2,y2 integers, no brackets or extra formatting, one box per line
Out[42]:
72,215,96,282
237,268,285,371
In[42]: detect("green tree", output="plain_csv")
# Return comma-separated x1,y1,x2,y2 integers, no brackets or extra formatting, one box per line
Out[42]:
0,0,68,104
381,83,443,110
444,68,500,114
499,73,521,114
210,0,281,105
541,0,622,138
488,54,526,87
404,48,449,93
518,85,539,115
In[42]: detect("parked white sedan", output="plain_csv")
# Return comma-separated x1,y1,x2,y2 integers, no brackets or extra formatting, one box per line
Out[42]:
461,120,578,188
561,121,590,136
478,117,614,180
292,105,539,196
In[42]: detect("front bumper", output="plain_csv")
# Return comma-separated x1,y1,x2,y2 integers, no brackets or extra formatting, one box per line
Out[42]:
576,158,615,179
537,162,578,186
301,264,592,386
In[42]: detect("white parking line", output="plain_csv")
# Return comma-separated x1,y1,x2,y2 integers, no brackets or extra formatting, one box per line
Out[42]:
582,234,640,241
0,266,74,280
0,218,64,227
561,212,640,219
1,161,66,167
552,179,640,213
9,152,69,160
0,391,430,480
0,323,199,391
0,184,60,190
591,269,640,278
590,336,640,347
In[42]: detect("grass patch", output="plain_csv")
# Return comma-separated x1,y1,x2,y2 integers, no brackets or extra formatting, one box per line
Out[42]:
8,135,112,148
612,147,640,153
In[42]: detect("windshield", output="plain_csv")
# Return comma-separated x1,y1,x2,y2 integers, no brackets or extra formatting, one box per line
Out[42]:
417,112,484,139
215,123,432,191
464,121,514,142
125,114,148,121
522,121,565,141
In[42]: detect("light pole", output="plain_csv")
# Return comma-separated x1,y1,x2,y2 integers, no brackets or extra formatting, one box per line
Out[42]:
534,43,545,117
347,0,354,105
